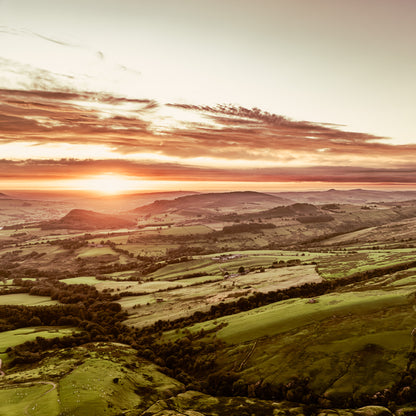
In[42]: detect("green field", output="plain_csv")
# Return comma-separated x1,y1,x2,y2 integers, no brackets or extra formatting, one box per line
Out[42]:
0,294,57,306
0,327,78,364
164,270,416,400
317,248,416,278
147,250,326,281
0,343,184,416
60,276,100,285
0,382,57,416
123,265,322,328
76,246,118,258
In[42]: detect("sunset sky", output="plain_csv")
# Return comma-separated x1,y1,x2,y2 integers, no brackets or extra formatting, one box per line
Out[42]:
1,0,415,193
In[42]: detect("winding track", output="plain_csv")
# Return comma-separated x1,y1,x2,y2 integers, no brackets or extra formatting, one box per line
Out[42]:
24,381,57,416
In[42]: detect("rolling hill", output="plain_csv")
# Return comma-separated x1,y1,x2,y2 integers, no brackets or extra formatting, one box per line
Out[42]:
270,189,416,204
40,209,136,230
133,191,292,217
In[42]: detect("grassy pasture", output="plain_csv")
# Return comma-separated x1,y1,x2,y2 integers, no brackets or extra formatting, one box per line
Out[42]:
89,235,130,244
0,294,57,306
0,327,78,364
96,280,183,293
60,276,100,285
321,217,416,247
0,343,184,416
164,271,416,400
153,225,213,236
123,265,322,328
0,228,19,237
101,270,139,280
122,242,178,257
215,289,412,344
0,383,56,416
388,267,416,287
96,274,223,294
148,258,219,280
166,286,413,344
198,249,326,259
76,246,118,258
147,251,324,282
317,248,416,278
0,245,77,273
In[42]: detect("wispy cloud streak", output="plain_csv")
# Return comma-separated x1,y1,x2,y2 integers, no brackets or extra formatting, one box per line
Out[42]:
0,159,415,184
0,86,415,185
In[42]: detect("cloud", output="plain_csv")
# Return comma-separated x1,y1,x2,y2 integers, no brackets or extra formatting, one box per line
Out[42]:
2,87,415,163
0,88,159,151
0,86,415,186
0,25,78,48
0,26,143,97
0,158,415,184
165,103,399,160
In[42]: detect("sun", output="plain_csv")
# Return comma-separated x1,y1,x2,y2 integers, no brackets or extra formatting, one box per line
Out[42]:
68,174,141,195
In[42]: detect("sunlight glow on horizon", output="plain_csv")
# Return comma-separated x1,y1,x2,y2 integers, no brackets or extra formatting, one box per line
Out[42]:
62,174,149,195
1,176,416,195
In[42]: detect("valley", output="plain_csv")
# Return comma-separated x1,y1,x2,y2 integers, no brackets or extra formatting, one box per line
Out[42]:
0,189,416,415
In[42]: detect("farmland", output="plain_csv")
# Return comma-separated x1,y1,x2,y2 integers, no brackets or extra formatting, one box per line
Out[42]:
0,191,416,414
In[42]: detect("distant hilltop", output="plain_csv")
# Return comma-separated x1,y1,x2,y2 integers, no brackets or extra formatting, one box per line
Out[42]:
40,209,136,230
269,189,416,204
133,191,291,216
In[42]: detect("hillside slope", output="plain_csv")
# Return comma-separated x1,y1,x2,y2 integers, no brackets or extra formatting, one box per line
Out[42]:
270,189,416,204
41,209,136,230
133,191,292,217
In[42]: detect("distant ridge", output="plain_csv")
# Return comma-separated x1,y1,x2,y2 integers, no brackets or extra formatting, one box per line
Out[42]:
0,192,11,199
269,189,416,204
41,209,136,230
121,191,198,198
133,191,292,216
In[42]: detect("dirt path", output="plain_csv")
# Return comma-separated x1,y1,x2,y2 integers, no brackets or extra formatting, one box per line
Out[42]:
24,381,57,416
0,358,4,377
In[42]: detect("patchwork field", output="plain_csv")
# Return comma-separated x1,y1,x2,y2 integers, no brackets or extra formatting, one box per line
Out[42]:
1,193,416,414
0,343,184,416
122,264,322,327
0,327,78,364
0,294,57,306
317,248,416,278
164,269,416,401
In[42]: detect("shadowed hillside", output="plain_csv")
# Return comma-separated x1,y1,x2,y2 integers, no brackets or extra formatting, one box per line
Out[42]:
270,189,416,204
133,191,292,216
41,209,136,230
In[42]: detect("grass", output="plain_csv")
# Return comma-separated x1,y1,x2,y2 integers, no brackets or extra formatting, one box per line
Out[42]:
0,294,57,306
153,225,213,236
60,276,100,285
123,242,178,257
148,258,220,280
214,289,411,344
163,273,416,400
0,327,79,364
147,251,320,281
0,342,184,416
58,358,127,415
317,248,416,279
165,286,412,345
123,265,322,328
76,246,118,258
0,383,56,416
197,249,330,260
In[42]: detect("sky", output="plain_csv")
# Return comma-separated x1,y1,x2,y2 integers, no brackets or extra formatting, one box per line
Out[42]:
0,0,415,193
